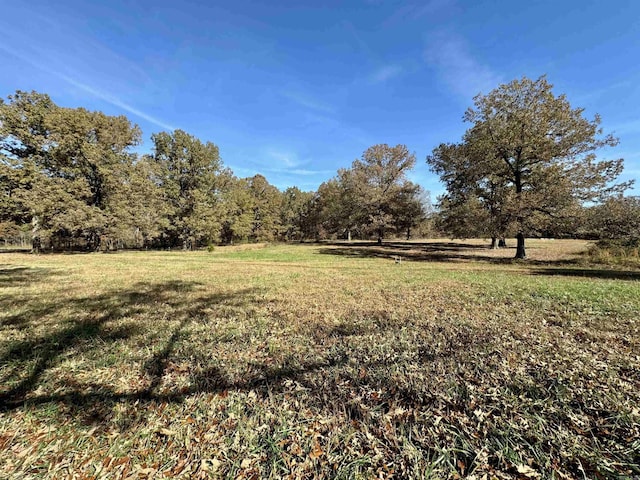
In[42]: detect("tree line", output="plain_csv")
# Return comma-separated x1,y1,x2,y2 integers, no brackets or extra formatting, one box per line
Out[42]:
1,76,638,257
0,91,430,251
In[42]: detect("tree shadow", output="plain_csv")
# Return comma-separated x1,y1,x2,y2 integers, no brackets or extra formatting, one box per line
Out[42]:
530,268,640,281
0,280,260,413
3,272,477,423
317,241,575,266
0,248,32,254
0,265,60,286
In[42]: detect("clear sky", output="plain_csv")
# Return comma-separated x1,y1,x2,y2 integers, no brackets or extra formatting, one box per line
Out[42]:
2,0,639,196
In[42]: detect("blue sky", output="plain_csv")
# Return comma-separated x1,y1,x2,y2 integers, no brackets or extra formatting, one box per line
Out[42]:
2,0,639,197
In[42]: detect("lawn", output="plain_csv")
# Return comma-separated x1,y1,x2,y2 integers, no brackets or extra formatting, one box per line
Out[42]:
1,240,638,479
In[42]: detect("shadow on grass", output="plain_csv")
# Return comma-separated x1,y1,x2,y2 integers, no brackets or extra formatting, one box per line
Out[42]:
317,241,576,266
0,265,61,286
0,269,422,420
1,257,637,479
530,268,640,281
0,279,260,412
0,248,32,254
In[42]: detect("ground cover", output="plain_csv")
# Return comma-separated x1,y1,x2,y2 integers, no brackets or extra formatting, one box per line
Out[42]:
1,240,638,479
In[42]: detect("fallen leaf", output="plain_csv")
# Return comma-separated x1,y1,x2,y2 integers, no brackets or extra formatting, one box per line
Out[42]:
309,441,323,460
517,464,541,478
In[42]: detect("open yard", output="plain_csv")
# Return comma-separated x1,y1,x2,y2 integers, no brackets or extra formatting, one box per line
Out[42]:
1,240,639,479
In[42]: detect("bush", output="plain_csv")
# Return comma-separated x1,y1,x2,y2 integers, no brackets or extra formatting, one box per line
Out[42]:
587,239,640,267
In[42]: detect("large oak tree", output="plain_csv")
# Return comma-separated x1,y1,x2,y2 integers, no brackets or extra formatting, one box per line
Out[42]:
0,91,142,250
428,76,631,258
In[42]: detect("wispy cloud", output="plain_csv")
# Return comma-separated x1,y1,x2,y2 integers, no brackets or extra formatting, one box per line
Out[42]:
303,113,374,146
368,65,403,84
424,31,502,100
227,161,334,189
58,71,175,131
280,91,335,114
266,149,303,168
571,79,633,106
342,21,404,86
0,39,175,131
385,0,456,27
284,168,334,176
342,20,379,63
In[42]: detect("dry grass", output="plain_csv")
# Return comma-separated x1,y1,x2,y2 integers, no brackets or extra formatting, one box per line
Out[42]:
1,239,638,479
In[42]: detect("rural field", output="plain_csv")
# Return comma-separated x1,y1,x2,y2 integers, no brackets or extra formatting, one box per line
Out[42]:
0,239,638,479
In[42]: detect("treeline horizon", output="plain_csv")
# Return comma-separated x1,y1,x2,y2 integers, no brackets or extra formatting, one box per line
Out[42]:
1,77,639,255
0,91,435,251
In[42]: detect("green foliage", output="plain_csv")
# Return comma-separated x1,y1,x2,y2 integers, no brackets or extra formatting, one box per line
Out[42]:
279,186,314,241
587,196,640,242
316,144,426,241
247,174,282,241
4,81,631,253
219,175,255,244
428,76,631,258
0,90,142,250
151,129,223,249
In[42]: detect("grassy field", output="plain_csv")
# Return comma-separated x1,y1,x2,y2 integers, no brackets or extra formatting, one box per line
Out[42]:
1,239,638,479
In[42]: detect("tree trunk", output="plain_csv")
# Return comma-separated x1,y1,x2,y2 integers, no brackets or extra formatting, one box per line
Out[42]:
406,227,411,240
514,170,525,259
498,238,507,248
31,215,40,254
515,233,526,259
491,237,497,249
347,229,351,242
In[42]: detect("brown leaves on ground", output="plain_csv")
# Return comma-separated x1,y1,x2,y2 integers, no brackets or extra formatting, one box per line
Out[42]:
0,240,639,478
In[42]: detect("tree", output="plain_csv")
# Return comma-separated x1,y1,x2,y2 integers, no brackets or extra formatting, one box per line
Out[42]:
151,129,223,249
313,144,421,242
218,174,254,244
586,196,640,244
315,172,365,241
0,91,142,250
279,186,314,241
105,155,172,248
391,181,428,240
246,174,282,241
429,142,516,246
428,76,631,258
352,144,417,243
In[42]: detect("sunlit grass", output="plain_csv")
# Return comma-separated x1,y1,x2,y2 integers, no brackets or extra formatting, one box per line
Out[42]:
1,239,638,478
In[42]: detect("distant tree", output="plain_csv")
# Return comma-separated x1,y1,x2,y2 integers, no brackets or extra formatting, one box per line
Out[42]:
316,173,364,241
428,76,631,258
219,174,254,244
247,174,281,241
151,129,223,249
429,142,515,247
586,196,640,244
435,193,491,239
314,145,420,242
391,181,428,240
105,155,172,248
279,186,314,241
352,144,417,243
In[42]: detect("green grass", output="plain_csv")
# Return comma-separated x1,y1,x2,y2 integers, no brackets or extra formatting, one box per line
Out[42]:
1,239,639,479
